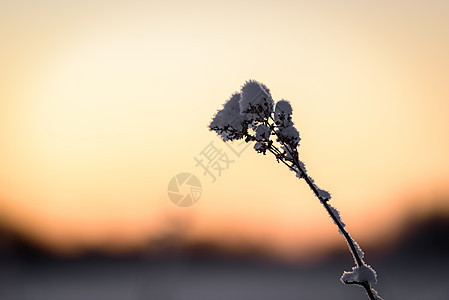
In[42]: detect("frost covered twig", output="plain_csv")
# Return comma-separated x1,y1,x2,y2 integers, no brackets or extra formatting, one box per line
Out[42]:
209,80,383,300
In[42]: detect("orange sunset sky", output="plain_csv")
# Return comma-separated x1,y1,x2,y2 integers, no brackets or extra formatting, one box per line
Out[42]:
1,0,448,260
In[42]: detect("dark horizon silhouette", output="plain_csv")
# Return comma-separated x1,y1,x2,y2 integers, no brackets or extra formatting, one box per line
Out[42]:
1,211,448,300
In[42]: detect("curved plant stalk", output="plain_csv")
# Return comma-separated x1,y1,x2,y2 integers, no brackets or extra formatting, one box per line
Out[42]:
297,166,379,300
264,111,381,300
209,80,383,300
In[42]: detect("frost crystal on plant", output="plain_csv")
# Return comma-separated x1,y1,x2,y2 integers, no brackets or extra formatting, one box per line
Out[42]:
328,203,345,234
255,124,270,140
354,240,365,259
274,99,293,127
239,80,274,122
317,187,331,201
209,93,245,141
277,125,300,147
341,264,377,284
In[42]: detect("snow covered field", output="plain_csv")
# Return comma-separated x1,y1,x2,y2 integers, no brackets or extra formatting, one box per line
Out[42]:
1,215,447,300
0,254,447,300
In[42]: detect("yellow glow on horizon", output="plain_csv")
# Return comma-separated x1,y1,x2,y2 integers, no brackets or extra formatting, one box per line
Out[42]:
1,0,449,259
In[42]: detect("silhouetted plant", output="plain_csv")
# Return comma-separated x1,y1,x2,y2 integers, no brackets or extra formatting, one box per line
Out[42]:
209,80,383,300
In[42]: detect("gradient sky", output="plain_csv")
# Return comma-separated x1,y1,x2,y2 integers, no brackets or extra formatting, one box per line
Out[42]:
1,0,448,259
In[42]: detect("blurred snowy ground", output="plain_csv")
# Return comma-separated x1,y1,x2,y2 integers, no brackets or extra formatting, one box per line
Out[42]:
0,215,447,300
0,255,447,300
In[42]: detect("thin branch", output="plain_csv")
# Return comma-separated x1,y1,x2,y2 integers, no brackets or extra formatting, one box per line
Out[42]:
210,86,382,300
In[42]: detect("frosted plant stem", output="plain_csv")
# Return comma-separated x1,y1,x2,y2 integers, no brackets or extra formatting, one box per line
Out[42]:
321,199,376,300
297,163,378,300
263,112,380,299
209,81,383,300
300,169,363,267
